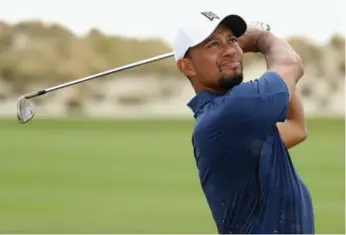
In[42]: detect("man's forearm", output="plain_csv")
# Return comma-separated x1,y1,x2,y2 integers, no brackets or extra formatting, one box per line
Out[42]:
255,31,304,97
238,28,304,96
256,32,302,73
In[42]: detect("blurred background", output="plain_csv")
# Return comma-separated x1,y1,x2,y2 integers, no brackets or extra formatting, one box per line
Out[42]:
0,0,344,233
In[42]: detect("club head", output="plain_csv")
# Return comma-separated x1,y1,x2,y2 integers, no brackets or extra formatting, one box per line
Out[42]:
17,96,35,124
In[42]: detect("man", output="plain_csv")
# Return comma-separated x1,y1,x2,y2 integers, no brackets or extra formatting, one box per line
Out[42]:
171,11,314,233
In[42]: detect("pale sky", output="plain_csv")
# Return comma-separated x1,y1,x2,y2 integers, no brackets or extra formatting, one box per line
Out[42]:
0,0,344,46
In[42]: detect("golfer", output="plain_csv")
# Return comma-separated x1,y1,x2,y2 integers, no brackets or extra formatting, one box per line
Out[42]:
171,11,314,234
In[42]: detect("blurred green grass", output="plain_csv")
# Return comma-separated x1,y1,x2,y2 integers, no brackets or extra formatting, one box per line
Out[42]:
0,118,344,233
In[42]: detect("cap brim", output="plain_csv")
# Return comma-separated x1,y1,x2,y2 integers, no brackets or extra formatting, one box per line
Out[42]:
220,14,247,38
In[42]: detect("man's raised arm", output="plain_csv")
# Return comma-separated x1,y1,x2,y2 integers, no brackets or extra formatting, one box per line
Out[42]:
255,30,304,98
246,29,308,147
221,29,305,125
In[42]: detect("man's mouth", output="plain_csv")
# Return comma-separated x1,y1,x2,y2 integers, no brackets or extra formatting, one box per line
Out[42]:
221,60,240,69
224,62,240,68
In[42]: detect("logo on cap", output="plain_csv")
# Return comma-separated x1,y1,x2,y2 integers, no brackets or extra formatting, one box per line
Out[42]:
201,11,220,21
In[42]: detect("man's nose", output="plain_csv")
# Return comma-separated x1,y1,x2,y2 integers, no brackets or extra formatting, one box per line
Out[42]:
220,43,236,57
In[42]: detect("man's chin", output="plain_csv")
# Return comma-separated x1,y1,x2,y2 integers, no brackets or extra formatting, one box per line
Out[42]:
218,73,244,91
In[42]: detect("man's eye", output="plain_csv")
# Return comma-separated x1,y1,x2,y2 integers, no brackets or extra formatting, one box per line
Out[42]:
229,37,238,43
208,41,219,48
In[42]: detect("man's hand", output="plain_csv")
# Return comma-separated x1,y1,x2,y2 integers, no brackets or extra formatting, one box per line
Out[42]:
276,89,308,149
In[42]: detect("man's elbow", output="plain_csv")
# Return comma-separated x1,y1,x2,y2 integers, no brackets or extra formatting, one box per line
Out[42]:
286,126,308,149
291,55,305,80
297,126,308,143
296,58,304,79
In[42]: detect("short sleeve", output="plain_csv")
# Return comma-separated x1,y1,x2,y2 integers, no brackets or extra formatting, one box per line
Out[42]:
220,71,290,125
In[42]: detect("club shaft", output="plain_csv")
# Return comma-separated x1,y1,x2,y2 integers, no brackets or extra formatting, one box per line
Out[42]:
21,21,271,100
25,52,174,99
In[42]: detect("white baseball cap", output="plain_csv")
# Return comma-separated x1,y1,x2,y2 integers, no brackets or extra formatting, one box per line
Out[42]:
172,11,247,61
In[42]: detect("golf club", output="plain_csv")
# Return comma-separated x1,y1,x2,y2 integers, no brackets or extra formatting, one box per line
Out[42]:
16,21,271,124
16,52,174,124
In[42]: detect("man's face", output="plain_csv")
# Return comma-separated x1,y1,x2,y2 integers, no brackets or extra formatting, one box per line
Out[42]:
178,24,244,92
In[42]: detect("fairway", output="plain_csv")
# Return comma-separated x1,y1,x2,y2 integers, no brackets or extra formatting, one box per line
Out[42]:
0,118,344,233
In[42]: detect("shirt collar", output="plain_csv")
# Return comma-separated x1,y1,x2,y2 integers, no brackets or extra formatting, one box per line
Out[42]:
187,91,222,116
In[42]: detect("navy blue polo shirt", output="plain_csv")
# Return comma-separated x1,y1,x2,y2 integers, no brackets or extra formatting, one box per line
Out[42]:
188,72,314,234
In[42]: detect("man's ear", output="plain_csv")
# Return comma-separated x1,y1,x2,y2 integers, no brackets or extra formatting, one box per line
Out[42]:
176,58,196,77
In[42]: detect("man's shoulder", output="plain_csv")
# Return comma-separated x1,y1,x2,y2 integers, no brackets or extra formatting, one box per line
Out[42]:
192,97,249,144
193,90,260,132
193,96,227,130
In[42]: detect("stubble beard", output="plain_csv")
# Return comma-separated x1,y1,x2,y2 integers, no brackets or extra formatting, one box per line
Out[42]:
217,66,244,91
